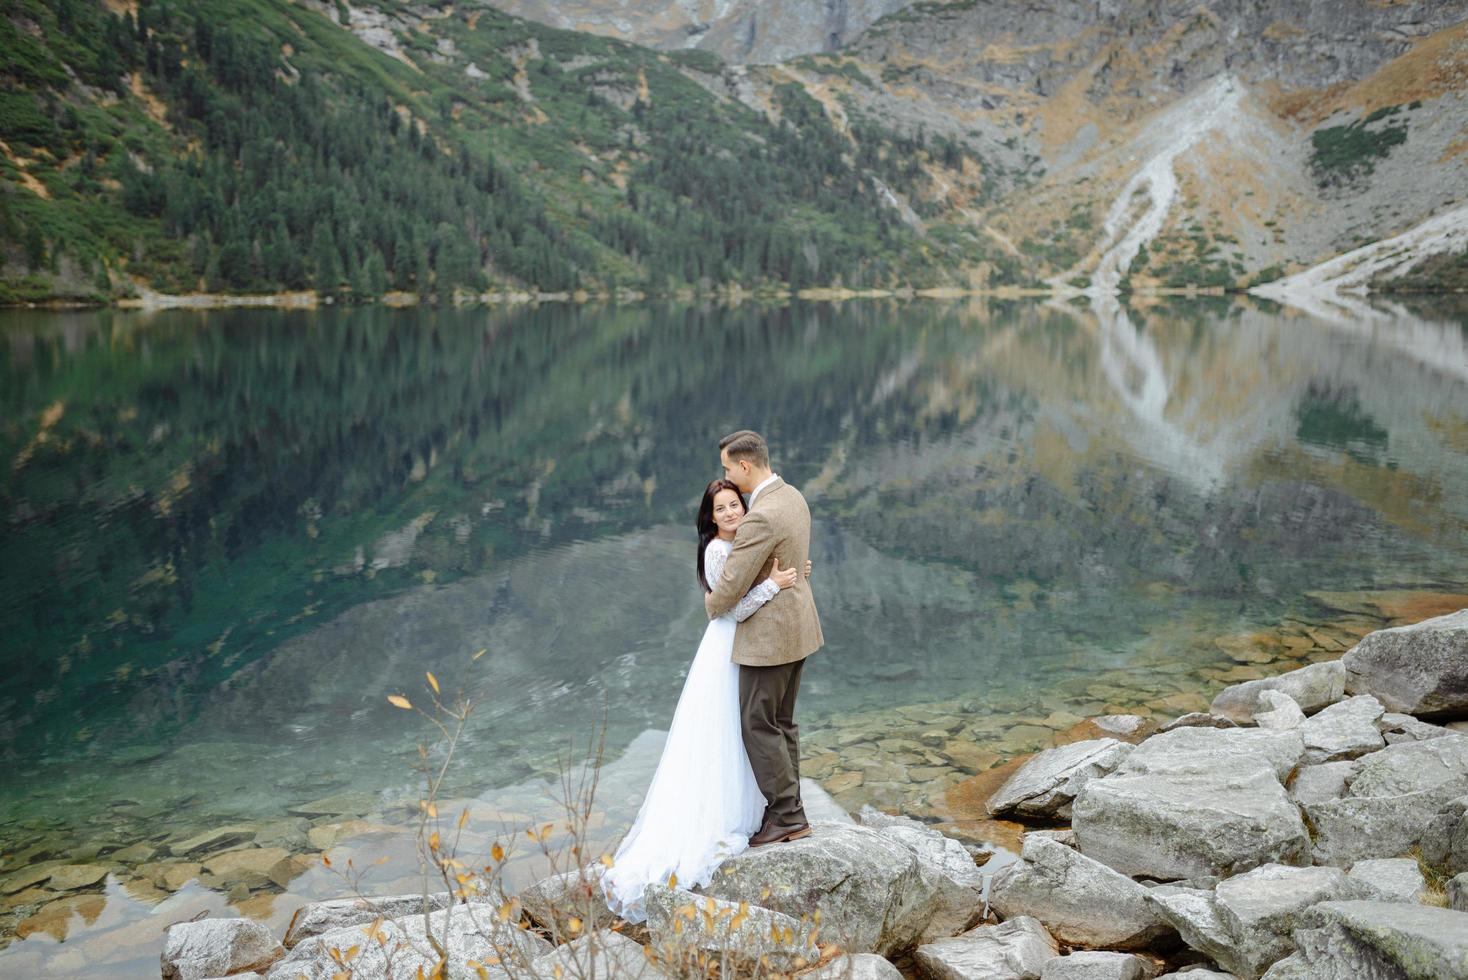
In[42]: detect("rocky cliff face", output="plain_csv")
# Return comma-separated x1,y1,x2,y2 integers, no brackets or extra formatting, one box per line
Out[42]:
469,0,1468,294
485,0,914,62
758,0,1468,292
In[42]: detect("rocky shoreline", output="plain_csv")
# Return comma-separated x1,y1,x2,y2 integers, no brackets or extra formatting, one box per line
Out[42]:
142,604,1468,979
15,281,1462,312
4,593,1468,977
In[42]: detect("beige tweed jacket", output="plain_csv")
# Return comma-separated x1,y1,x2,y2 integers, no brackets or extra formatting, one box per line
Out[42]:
705,477,824,667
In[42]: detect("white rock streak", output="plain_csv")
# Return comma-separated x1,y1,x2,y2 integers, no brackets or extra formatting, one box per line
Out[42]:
1081,76,1245,295
1253,204,1468,384
1256,202,1468,298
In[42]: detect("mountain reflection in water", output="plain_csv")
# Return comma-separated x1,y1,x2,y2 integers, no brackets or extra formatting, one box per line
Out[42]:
1,296,1466,972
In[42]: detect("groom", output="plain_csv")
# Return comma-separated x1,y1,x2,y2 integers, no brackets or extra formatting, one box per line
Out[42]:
705,429,824,846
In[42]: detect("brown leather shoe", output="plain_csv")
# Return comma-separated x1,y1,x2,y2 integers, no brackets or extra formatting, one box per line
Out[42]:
749,820,812,847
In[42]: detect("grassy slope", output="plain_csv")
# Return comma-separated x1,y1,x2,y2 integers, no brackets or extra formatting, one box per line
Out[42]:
0,0,992,302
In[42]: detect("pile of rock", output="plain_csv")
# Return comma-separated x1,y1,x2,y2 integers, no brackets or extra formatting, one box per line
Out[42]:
160,608,1468,979
977,606,1468,979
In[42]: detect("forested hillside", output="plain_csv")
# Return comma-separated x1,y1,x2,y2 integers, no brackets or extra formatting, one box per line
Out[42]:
0,0,988,303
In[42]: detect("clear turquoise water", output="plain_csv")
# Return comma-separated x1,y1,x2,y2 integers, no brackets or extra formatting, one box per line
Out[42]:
2,295,1467,972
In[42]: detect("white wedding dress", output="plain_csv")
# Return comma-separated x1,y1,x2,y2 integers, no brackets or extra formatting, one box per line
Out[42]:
599,537,778,923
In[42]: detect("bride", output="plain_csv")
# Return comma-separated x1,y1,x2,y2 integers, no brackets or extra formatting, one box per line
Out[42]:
600,478,812,923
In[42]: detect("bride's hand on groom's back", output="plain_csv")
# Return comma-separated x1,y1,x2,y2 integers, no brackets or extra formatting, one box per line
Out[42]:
770,557,799,590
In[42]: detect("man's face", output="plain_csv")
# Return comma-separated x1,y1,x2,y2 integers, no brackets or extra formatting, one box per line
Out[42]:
721,448,752,492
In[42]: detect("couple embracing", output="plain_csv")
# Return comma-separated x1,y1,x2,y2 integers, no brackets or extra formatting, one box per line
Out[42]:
601,430,824,923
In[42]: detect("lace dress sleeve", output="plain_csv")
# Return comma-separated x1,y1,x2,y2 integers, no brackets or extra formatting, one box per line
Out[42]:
705,540,780,623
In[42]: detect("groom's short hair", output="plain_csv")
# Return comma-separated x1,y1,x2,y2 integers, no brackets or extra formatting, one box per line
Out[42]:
719,429,769,468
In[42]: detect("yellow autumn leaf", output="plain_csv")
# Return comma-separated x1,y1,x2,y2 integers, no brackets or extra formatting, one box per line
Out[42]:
388,694,412,709
429,831,440,851
426,671,439,694
568,916,582,934
491,842,505,862
667,872,678,888
425,801,438,818
458,807,469,829
600,854,615,869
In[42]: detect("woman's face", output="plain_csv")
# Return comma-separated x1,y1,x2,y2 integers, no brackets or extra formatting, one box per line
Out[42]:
712,488,744,535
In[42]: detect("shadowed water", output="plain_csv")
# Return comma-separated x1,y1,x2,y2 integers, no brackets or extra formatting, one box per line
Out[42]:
2,295,1467,974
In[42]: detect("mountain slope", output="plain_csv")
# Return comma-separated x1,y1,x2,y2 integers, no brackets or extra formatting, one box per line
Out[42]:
4,0,1465,303
827,0,1468,291
0,0,987,303
477,0,914,64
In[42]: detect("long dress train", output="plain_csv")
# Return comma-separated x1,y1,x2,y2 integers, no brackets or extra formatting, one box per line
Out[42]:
598,538,776,923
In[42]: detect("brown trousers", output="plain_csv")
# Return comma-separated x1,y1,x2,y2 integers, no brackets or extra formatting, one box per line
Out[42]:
738,658,806,825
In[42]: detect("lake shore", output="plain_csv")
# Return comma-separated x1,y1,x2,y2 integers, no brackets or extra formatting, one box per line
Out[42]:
144,591,1468,979
8,279,1463,312
5,586,1468,977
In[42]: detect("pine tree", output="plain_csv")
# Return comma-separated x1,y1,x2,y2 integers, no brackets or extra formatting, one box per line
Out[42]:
310,224,340,292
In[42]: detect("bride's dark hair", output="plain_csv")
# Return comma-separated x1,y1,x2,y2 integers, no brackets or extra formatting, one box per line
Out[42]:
696,478,746,592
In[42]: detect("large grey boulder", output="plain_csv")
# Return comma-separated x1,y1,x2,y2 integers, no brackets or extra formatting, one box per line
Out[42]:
1040,951,1157,980
1153,971,1234,979
1072,730,1309,880
989,836,1172,950
804,953,905,979
1305,734,1468,866
1211,662,1345,724
644,882,817,972
1145,865,1373,979
804,950,904,974
517,865,615,934
1121,728,1304,782
1253,691,1305,731
527,928,671,979
1285,760,1357,807
162,919,283,980
1421,795,1468,874
266,904,552,980
1343,608,1468,717
1141,887,1230,969
1345,858,1426,903
282,892,454,948
913,915,1058,980
1212,865,1373,978
1259,900,1468,978
1299,696,1385,765
1159,713,1236,733
698,820,944,956
1449,872,1468,912
987,739,1134,819
1380,712,1453,744
873,822,986,940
